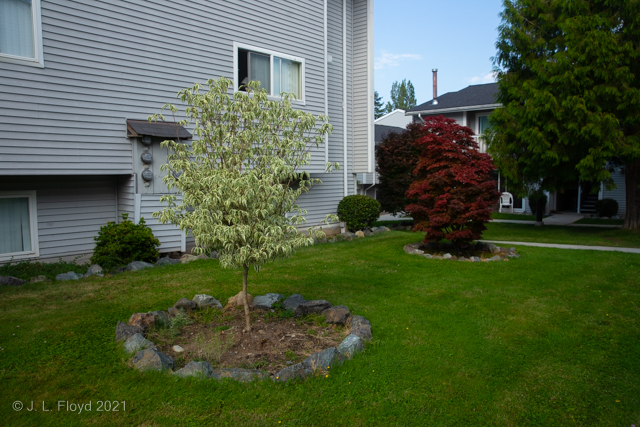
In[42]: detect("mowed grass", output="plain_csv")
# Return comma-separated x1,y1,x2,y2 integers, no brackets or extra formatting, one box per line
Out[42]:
1,231,640,426
484,222,640,248
574,218,625,226
491,212,540,221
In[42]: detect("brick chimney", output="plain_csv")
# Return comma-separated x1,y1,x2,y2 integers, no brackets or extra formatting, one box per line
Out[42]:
432,69,438,99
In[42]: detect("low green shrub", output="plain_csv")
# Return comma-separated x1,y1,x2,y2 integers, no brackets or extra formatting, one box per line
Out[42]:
528,190,548,216
337,195,381,231
90,213,160,272
0,258,88,281
595,198,619,218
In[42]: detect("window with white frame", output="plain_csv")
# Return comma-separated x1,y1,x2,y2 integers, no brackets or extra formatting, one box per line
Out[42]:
0,191,39,260
0,0,44,67
477,114,493,153
235,43,304,101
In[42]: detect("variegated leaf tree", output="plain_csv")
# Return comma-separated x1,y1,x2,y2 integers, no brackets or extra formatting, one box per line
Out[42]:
150,77,337,331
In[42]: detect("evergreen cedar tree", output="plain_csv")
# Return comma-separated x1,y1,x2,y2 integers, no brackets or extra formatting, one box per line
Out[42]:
490,0,640,229
405,116,500,247
375,122,423,215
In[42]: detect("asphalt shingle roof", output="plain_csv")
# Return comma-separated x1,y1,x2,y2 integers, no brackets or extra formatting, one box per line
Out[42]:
408,82,499,113
375,124,405,145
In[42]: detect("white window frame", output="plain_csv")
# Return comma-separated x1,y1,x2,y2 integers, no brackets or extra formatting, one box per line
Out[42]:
233,42,305,104
0,190,40,262
0,0,44,67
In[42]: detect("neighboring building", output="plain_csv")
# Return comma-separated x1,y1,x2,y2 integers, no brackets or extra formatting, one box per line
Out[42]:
374,109,411,128
406,82,626,215
356,123,404,199
0,0,375,263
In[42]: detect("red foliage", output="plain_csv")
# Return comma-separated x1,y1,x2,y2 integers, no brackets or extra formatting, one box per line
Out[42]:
405,116,499,247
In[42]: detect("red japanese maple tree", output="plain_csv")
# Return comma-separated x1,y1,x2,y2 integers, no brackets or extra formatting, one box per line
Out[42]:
405,116,499,247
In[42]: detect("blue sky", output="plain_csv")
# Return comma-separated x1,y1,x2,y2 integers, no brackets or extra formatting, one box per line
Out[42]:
374,0,505,106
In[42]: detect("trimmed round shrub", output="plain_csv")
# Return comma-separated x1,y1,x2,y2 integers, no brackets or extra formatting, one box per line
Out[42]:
91,214,160,272
595,198,619,218
337,195,381,231
528,191,548,216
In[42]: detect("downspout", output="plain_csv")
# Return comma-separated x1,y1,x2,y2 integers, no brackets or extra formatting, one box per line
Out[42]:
343,0,348,197
324,0,329,164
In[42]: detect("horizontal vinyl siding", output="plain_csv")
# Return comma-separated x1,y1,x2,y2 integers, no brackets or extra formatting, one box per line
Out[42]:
0,0,330,175
117,174,135,220
1,176,118,259
139,195,183,252
602,169,626,214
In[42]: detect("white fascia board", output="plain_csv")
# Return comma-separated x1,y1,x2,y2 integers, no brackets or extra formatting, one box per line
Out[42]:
374,109,406,123
406,103,502,115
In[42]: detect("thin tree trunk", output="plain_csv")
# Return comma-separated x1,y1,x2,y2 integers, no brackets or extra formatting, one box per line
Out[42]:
242,264,251,332
624,160,640,230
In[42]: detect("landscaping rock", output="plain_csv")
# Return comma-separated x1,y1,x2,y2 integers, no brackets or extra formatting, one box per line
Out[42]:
172,345,184,353
363,230,374,237
128,312,156,331
156,257,181,267
383,226,391,232
174,297,197,311
174,361,214,378
317,237,328,244
294,300,332,317
132,348,174,372
487,243,501,254
115,321,144,342
150,310,170,328
443,253,452,259
303,347,345,372
403,243,420,254
349,315,372,341
55,271,79,281
355,230,365,238
410,249,425,255
84,264,103,277
180,254,198,264
253,293,285,310
491,255,502,261
227,291,253,307
458,256,468,262
29,275,50,283
373,228,385,234
322,305,351,325
210,368,269,382
209,251,219,259
167,307,180,317
282,294,305,312
195,254,209,261
123,333,156,354
422,253,433,259
0,276,26,286
338,232,355,241
471,256,481,262
337,333,365,359
124,261,154,271
193,294,223,309
274,363,314,382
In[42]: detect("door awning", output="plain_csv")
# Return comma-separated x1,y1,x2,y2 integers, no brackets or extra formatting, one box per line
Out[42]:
126,120,192,139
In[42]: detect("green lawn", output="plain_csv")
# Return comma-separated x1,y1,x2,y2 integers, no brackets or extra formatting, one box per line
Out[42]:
491,212,540,221
483,222,640,248
2,232,640,426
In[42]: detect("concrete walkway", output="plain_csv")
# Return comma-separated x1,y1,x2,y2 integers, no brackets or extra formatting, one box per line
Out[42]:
481,240,640,254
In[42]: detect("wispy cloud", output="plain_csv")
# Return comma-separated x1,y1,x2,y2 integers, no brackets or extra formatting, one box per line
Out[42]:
375,51,422,70
469,72,497,84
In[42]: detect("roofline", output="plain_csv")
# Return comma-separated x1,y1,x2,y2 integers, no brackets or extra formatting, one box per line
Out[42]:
374,109,406,123
406,103,502,116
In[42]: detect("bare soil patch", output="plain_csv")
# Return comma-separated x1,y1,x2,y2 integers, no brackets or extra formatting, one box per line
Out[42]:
147,305,348,374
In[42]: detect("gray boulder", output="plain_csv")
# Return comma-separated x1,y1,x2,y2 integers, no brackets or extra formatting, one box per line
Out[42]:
487,243,501,254
303,347,345,372
283,294,306,312
193,294,223,309
210,368,269,382
363,230,374,237
422,253,433,259
116,321,144,342
55,271,79,281
174,297,197,311
410,249,425,255
294,300,332,317
84,264,103,277
150,310,171,328
337,334,365,359
180,254,198,264
174,361,214,378
123,333,156,354
471,256,481,262
491,255,502,261
337,232,355,241
0,276,27,286
253,293,285,310
209,251,219,259
322,305,351,325
132,348,174,372
443,253,452,259
274,363,314,382
125,261,155,271
372,228,385,234
167,307,180,317
156,257,181,267
349,315,372,341
30,275,50,283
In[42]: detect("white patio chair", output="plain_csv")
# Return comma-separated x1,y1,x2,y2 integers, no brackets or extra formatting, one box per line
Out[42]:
499,192,514,213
